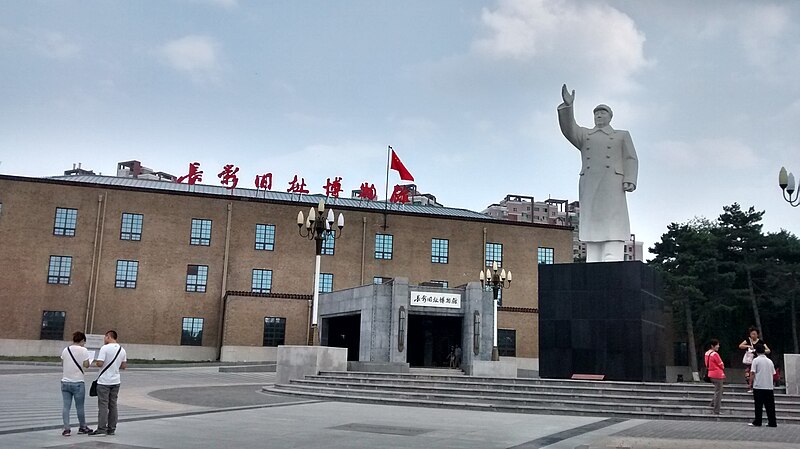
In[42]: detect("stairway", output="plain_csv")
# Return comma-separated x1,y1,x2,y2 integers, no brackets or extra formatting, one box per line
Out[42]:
264,371,798,423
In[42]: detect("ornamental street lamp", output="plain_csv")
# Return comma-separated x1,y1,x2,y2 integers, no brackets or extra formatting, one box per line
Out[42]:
480,261,512,361
779,167,799,207
297,199,344,344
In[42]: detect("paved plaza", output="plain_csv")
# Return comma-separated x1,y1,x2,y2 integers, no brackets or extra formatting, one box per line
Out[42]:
1,364,800,448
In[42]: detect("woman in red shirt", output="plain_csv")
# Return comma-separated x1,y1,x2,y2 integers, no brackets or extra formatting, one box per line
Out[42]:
706,339,726,415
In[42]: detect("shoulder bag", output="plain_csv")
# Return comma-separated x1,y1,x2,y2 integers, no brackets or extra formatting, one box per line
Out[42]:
89,347,122,397
703,353,711,383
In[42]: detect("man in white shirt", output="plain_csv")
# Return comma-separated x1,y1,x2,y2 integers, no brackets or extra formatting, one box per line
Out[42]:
749,342,777,427
88,330,127,436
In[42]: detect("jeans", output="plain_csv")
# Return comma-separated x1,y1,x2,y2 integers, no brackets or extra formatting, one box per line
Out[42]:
96,383,120,431
61,381,86,430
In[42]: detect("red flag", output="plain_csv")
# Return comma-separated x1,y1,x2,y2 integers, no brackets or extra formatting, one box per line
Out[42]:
390,148,414,181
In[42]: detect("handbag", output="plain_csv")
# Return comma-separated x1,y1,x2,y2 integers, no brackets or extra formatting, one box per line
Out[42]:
89,347,122,397
743,349,755,365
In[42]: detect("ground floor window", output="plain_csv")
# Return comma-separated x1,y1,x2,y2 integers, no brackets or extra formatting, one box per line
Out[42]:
181,317,204,346
40,311,66,340
673,342,689,366
498,329,516,357
263,317,286,346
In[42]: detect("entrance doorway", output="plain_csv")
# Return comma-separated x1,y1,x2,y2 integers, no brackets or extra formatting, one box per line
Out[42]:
324,314,360,361
407,315,462,368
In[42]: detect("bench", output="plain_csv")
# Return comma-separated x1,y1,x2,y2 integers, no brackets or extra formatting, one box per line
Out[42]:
571,374,605,381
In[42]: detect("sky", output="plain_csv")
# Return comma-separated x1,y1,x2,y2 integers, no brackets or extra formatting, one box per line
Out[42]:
1,0,799,257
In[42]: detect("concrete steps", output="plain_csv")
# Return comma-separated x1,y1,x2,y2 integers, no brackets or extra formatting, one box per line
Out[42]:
264,371,799,423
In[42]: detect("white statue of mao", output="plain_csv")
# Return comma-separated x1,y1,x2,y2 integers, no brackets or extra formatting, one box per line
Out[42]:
558,84,638,262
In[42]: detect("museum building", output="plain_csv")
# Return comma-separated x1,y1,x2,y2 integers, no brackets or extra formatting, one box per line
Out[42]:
0,174,572,365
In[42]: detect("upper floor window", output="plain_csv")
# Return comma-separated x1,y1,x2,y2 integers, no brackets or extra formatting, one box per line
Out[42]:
375,234,393,260
485,242,503,268
319,273,333,293
537,247,554,265
431,238,449,264
252,269,273,293
181,317,204,346
40,311,66,340
115,260,139,288
120,213,143,241
429,280,449,288
373,276,392,284
190,219,212,246
321,233,335,256
255,224,275,251
53,208,77,236
263,317,286,346
186,265,208,292
47,256,72,285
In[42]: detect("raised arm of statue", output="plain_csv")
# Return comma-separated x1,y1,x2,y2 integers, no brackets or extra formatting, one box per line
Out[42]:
561,84,574,107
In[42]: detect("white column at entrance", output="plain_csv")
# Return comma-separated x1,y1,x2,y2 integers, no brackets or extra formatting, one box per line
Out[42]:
492,296,499,361
311,254,322,344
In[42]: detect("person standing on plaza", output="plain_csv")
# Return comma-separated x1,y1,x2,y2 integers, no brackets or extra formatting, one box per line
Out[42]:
704,339,725,415
60,331,93,436
89,330,127,436
739,326,770,389
749,342,777,427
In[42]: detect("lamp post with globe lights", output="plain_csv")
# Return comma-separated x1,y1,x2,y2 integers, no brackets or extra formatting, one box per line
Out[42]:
779,167,799,207
297,199,344,344
480,261,512,361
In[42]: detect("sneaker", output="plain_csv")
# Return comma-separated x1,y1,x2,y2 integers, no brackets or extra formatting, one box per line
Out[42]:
62,429,71,436
78,427,93,434
749,423,761,427
88,429,107,436
107,430,115,435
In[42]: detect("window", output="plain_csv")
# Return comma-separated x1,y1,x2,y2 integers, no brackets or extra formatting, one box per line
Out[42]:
181,317,204,346
186,265,208,292
40,311,66,340
255,224,275,251
375,234,393,260
429,280,448,288
53,208,77,236
538,247,554,265
319,273,333,293
190,219,212,246
431,238,449,264
373,277,392,284
47,256,72,284
120,213,143,241
321,233,335,255
251,269,273,293
498,329,516,357
673,342,689,366
263,317,286,346
115,260,139,288
485,242,503,267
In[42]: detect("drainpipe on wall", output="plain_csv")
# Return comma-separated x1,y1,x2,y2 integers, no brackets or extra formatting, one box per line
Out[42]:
217,202,233,361
360,216,367,285
84,194,103,333
88,192,108,333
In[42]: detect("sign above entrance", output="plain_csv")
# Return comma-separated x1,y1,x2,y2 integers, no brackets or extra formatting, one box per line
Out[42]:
410,291,461,309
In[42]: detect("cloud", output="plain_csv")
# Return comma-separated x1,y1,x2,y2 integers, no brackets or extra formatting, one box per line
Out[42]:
652,138,759,170
29,30,80,60
738,4,789,68
158,35,220,80
472,0,651,92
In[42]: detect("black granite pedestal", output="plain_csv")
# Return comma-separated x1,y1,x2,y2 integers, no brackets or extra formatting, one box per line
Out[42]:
538,261,666,382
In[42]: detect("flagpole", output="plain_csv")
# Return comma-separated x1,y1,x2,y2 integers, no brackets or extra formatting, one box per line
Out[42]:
384,145,391,230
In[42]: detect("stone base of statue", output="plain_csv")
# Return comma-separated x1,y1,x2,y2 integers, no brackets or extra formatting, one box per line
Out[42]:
538,261,666,382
